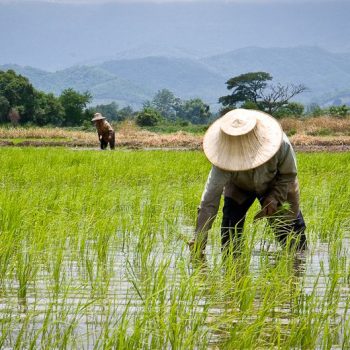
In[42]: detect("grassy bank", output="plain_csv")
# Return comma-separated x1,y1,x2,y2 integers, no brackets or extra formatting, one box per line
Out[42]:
0,117,350,150
0,148,349,348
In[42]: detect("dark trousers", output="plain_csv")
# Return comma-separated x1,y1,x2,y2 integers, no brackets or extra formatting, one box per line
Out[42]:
221,195,307,252
100,132,115,150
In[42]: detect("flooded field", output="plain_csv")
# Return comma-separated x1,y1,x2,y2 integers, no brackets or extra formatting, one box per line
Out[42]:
0,148,349,349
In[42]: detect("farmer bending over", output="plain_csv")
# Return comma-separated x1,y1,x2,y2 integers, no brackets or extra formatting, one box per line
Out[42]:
92,112,115,150
189,109,307,258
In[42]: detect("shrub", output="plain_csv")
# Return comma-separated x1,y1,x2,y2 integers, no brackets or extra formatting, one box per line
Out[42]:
286,128,297,137
306,103,325,117
274,102,304,118
328,105,349,118
136,108,162,127
307,128,332,136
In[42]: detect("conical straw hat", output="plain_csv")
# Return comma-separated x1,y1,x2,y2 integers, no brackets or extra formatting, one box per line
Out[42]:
91,113,106,121
203,109,283,171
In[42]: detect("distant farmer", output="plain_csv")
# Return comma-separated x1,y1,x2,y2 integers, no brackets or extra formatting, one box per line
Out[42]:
189,108,306,258
91,113,115,150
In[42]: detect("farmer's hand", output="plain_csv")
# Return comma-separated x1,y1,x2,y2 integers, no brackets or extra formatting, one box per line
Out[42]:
254,198,279,221
262,198,278,216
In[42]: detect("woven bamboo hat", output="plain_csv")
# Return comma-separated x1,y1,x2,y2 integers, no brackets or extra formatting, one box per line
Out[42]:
203,109,283,171
91,113,106,122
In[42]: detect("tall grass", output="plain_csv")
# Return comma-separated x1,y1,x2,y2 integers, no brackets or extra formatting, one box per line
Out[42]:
0,148,349,349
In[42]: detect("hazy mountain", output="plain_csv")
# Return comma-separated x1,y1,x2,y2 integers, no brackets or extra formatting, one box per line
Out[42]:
99,57,225,104
0,1,349,71
77,44,202,66
0,64,154,107
2,46,350,109
201,47,350,104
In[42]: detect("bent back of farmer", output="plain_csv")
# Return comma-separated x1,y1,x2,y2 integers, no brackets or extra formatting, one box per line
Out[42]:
189,108,306,259
91,112,115,150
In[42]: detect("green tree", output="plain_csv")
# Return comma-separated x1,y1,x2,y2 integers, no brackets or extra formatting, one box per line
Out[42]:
136,108,162,127
177,98,211,124
328,105,349,118
149,89,180,120
306,103,324,117
240,100,260,110
219,72,272,108
59,88,92,126
89,103,134,122
91,102,120,121
0,95,10,122
219,71,307,116
0,70,36,123
118,106,134,120
33,92,65,126
274,102,305,118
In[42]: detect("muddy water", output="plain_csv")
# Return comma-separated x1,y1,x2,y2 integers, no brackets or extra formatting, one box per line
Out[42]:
0,238,349,348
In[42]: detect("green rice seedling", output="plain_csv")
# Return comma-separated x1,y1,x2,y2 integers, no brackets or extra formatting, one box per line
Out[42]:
0,148,349,348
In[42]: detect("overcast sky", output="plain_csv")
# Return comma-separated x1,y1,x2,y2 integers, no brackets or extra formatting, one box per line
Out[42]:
0,0,344,3
1,0,348,70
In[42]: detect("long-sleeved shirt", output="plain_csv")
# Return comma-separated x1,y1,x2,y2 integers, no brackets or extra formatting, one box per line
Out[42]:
96,120,114,141
195,133,298,234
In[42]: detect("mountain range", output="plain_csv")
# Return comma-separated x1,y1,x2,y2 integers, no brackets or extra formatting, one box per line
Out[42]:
1,46,350,110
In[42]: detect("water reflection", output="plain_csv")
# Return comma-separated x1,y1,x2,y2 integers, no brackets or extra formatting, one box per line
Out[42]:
0,237,349,348
190,245,308,348
194,238,350,348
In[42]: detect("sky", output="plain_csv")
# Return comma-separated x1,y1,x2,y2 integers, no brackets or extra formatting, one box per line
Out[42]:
0,0,344,2
0,0,348,69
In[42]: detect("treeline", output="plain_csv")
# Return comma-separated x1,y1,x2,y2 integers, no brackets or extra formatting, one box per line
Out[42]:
219,71,350,119
1,69,349,128
0,70,92,126
0,70,212,127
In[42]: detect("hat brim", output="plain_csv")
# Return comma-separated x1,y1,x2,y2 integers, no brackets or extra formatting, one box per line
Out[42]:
203,109,283,171
91,116,106,121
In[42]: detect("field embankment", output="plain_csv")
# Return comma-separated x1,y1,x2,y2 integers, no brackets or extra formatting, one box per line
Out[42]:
1,117,350,151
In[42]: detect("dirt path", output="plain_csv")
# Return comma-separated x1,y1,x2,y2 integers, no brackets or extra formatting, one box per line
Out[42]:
1,139,350,152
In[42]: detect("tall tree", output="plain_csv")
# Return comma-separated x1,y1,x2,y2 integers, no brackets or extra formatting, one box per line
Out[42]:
150,89,180,120
59,88,92,126
219,72,272,108
0,69,36,123
91,102,120,121
219,71,307,117
118,106,134,120
34,92,65,126
259,83,307,114
177,98,211,124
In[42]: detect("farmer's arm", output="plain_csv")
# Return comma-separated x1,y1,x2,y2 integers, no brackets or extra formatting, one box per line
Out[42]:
195,166,230,243
96,125,102,140
106,122,114,140
265,135,297,205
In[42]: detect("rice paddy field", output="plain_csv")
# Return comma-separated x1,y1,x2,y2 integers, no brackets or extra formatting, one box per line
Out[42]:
0,147,349,349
